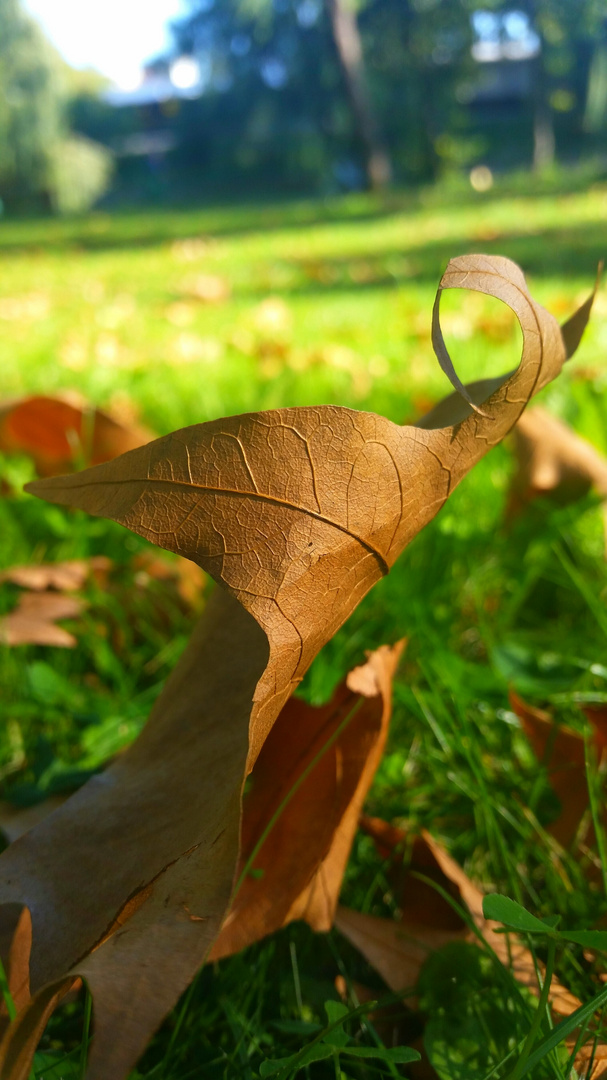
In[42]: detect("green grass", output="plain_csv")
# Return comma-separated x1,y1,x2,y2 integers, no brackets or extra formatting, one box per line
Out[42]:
1,176,607,1078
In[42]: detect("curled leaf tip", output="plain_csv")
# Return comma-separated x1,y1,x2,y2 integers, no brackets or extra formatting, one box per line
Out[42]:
561,262,602,360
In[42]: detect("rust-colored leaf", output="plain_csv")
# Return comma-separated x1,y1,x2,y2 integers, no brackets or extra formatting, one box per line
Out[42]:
0,395,152,477
0,256,593,1078
211,642,403,959
568,1039,607,1080
0,592,86,647
509,690,607,847
338,817,580,1015
510,690,589,846
0,907,31,1039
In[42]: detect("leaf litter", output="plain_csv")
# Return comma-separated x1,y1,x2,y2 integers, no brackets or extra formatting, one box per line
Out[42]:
0,394,152,478
0,254,596,1077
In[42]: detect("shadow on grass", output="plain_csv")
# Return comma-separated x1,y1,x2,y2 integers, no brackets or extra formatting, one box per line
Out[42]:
221,219,607,301
0,165,605,257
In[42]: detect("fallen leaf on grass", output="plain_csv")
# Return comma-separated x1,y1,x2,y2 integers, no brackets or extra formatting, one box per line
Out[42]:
0,395,152,477
567,1039,607,1080
354,823,607,1080
509,690,607,848
0,256,594,1078
180,273,230,304
0,558,110,593
132,553,205,607
0,593,86,647
509,406,607,517
338,816,580,1015
211,642,403,959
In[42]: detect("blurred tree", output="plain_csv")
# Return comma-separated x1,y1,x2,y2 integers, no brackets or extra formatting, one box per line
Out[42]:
0,0,113,214
324,0,391,188
0,0,63,210
172,0,394,190
471,0,605,172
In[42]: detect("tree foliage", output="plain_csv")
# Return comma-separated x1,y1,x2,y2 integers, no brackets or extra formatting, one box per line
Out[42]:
0,0,64,211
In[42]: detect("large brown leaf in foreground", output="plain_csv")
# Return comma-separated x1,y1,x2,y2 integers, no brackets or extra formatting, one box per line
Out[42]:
0,628,398,1080
0,256,593,1078
0,589,268,1080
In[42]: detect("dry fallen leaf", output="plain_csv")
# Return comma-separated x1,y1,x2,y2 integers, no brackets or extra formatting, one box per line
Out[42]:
132,552,206,607
0,395,152,477
509,690,607,848
510,690,590,847
0,589,269,1079
337,817,580,1015
509,406,607,517
567,1039,607,1080
0,255,594,1078
180,273,230,304
211,642,403,959
0,557,110,593
0,592,86,648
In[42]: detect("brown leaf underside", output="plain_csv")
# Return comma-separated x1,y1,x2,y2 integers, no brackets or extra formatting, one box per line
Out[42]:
0,255,594,1079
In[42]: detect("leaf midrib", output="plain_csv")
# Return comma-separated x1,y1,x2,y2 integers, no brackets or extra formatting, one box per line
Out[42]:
44,475,391,576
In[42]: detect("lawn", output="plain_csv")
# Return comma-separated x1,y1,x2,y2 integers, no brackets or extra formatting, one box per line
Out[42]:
1,177,607,1078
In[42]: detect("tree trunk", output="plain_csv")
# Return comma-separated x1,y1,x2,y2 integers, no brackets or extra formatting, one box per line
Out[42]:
533,83,555,172
325,0,392,190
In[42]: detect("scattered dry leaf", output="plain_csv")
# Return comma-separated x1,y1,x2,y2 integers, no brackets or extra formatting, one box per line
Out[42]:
0,557,110,593
0,294,50,323
0,590,269,1078
0,395,152,477
0,592,86,647
568,1039,607,1080
0,255,593,1078
509,690,607,848
509,406,607,517
132,553,205,607
180,274,230,304
338,817,580,1015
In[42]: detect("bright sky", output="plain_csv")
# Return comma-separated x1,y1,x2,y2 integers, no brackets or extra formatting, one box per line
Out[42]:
23,0,187,87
